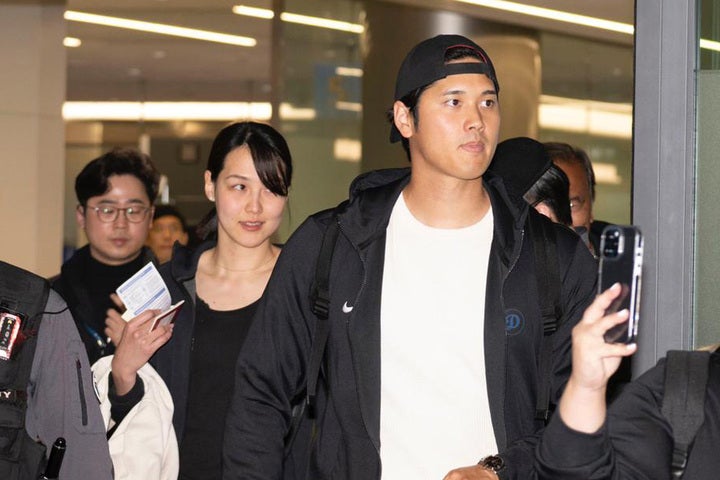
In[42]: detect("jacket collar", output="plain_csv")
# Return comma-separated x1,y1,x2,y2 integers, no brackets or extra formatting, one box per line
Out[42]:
335,167,528,267
484,171,528,268
335,168,411,249
59,245,157,285
168,240,216,282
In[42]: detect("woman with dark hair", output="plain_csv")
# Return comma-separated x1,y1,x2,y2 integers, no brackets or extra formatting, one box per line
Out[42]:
105,121,293,479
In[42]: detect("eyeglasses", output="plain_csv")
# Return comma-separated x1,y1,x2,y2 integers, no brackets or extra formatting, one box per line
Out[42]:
85,205,150,223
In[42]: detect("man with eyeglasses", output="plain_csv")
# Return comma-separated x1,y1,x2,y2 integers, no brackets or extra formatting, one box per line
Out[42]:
51,147,160,367
544,142,610,256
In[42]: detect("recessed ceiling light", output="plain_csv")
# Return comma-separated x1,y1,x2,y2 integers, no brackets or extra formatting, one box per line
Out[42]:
63,37,82,48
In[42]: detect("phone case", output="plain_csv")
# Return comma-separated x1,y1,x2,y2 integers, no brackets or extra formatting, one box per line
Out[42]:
598,225,643,343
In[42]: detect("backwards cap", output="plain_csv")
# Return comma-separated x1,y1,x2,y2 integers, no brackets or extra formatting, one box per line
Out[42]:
390,34,499,143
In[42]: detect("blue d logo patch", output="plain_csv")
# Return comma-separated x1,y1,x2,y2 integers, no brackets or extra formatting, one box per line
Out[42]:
505,309,525,336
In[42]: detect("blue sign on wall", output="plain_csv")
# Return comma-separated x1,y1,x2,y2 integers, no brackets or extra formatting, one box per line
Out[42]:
314,63,362,119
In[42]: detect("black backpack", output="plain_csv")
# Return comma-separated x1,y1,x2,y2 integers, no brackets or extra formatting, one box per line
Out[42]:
0,261,51,479
661,349,713,479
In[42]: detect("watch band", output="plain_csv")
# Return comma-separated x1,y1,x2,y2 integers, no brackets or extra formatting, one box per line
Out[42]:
479,454,505,473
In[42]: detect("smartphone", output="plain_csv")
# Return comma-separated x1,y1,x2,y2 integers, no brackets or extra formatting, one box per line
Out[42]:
598,225,643,344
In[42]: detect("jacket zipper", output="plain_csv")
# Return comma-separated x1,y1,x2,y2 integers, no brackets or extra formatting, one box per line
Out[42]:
180,279,196,352
338,222,368,322
338,221,381,460
75,358,88,426
501,227,525,303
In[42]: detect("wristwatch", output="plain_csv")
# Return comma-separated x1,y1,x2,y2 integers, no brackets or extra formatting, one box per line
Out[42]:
479,454,505,474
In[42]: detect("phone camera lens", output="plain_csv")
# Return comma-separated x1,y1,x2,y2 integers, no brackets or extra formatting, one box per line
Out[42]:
602,228,623,258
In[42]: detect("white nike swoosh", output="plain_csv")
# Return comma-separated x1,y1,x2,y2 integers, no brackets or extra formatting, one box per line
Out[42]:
342,301,354,313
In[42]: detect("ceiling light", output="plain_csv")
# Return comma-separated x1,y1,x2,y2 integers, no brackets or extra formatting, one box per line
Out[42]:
335,66,363,77
538,95,633,139
62,101,317,121
63,102,271,121
232,5,274,20
278,103,316,120
280,12,364,33
232,5,364,34
593,163,623,185
64,10,256,47
452,0,633,34
335,101,362,113
334,138,362,162
64,37,82,48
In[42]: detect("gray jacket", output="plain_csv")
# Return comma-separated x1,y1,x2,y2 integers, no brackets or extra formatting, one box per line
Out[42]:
25,290,113,480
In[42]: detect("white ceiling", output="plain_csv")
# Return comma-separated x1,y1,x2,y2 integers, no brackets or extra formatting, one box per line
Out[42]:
64,0,635,102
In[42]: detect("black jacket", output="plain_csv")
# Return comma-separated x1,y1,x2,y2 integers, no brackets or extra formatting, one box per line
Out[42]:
223,168,597,479
536,351,720,479
150,240,215,443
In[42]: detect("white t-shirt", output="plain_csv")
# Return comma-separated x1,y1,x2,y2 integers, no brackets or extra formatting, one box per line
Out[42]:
380,192,496,479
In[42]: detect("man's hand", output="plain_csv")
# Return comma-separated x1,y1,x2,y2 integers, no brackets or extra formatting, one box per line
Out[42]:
569,282,637,392
105,293,126,345
559,283,637,433
443,465,499,480
110,310,173,395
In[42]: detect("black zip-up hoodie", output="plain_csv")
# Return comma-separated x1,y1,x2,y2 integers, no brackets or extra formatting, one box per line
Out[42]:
223,167,597,480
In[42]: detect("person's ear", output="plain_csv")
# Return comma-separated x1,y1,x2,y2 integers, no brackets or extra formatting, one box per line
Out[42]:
393,100,415,140
204,170,215,202
76,204,86,229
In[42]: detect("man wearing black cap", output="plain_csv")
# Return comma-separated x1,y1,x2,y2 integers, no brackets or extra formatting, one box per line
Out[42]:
223,34,596,480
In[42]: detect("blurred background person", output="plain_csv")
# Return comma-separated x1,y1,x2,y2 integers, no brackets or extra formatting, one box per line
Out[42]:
146,204,190,264
545,141,633,390
545,142,609,255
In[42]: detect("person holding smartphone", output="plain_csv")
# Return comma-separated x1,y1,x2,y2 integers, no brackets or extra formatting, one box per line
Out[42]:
535,283,720,479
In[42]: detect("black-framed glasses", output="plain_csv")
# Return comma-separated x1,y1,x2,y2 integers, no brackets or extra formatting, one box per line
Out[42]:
85,205,150,223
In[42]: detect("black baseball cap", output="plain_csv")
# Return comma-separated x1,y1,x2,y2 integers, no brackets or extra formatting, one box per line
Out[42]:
390,34,500,143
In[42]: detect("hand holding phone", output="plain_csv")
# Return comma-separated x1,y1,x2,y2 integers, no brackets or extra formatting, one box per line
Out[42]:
598,225,643,344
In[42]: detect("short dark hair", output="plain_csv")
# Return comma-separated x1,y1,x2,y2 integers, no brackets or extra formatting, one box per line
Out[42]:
153,204,188,232
197,122,293,240
75,147,160,207
524,164,572,226
388,46,489,160
544,142,596,202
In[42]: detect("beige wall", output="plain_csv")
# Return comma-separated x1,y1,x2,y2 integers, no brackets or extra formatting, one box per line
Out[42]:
0,3,66,277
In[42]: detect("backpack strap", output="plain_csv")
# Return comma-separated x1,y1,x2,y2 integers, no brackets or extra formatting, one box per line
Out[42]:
283,218,341,462
526,213,562,422
661,350,710,478
0,261,50,478
305,218,341,417
0,261,49,333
